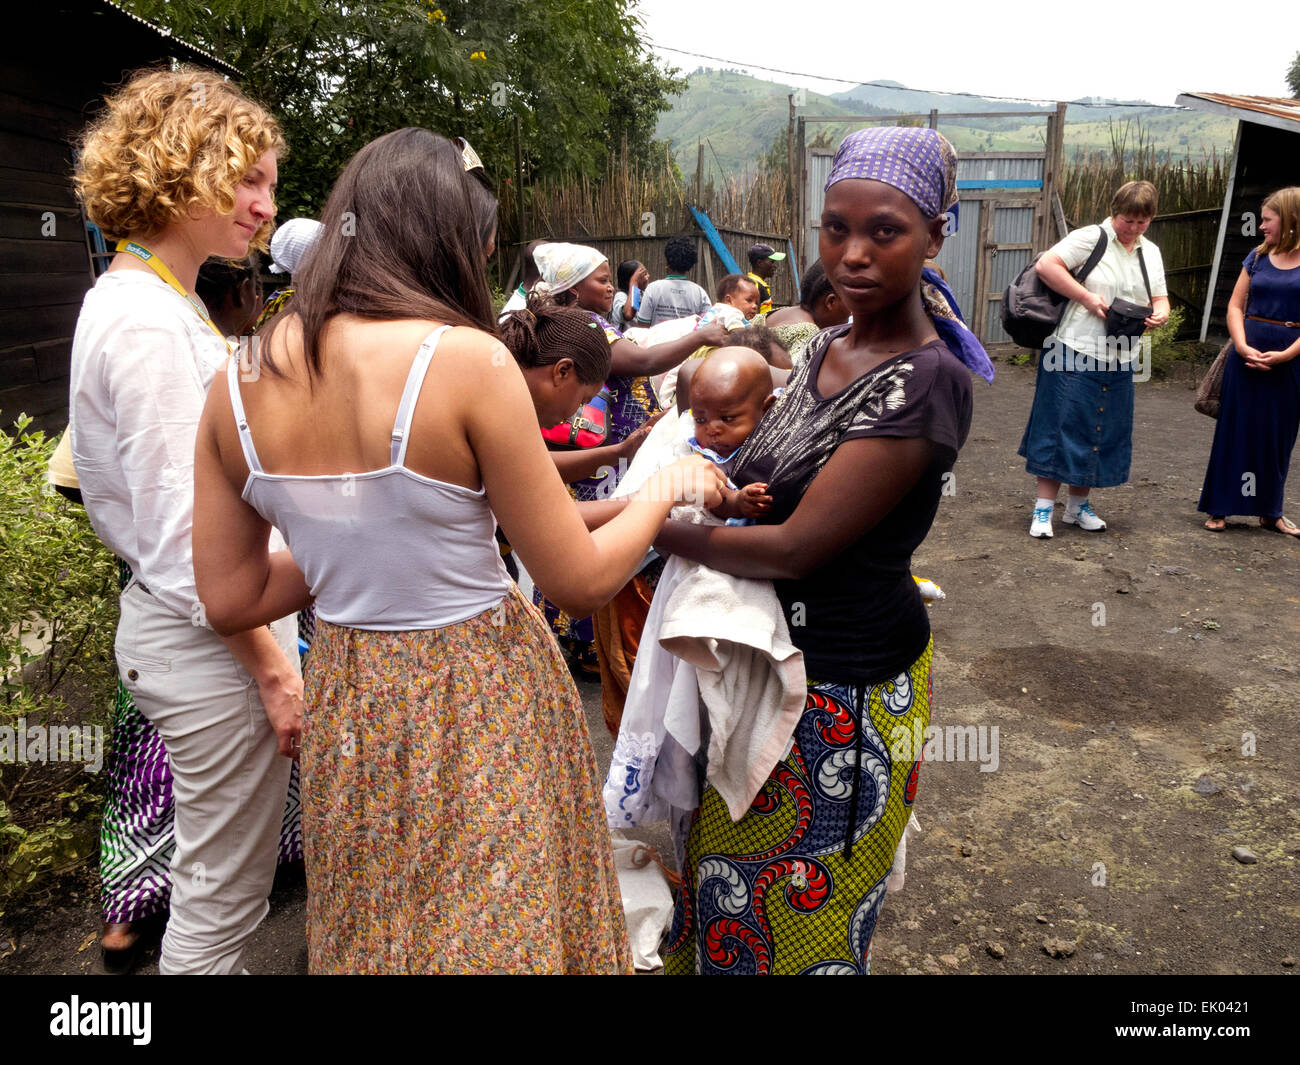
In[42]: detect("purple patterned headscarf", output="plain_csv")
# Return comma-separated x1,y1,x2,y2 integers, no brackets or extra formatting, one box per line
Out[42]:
825,127,993,382
825,127,958,219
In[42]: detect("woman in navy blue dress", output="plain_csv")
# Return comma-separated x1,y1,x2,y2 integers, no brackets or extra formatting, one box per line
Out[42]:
1200,188,1300,534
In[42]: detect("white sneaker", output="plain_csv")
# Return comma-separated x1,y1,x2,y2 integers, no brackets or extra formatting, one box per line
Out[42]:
1063,501,1107,531
1030,504,1053,538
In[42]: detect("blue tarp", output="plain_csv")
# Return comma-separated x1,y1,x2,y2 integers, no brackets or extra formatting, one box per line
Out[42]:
688,206,741,274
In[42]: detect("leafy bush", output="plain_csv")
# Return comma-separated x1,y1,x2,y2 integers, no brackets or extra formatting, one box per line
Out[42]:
1147,306,1185,366
1146,307,1221,378
1,416,118,916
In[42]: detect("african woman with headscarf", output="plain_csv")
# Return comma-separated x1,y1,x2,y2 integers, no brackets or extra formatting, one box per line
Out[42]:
532,244,725,731
654,127,992,974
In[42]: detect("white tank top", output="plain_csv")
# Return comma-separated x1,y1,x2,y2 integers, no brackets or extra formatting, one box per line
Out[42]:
227,326,512,630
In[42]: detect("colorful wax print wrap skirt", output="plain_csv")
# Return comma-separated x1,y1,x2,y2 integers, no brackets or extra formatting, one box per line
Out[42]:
301,585,632,974
664,639,932,974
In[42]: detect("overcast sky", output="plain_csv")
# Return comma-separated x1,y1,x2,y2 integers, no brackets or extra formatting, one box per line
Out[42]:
634,0,1297,107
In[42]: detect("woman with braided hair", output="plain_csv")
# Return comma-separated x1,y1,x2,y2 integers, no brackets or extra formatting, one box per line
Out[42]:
500,297,651,487
500,298,611,429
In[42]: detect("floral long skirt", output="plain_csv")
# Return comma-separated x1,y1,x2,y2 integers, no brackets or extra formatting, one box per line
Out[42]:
302,586,632,974
664,639,932,975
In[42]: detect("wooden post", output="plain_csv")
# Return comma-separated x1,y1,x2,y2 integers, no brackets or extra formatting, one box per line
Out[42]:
1201,120,1242,341
700,235,716,297
695,140,705,207
1038,102,1067,254
928,108,939,130
788,94,797,266
974,196,994,344
513,114,526,281
790,116,800,273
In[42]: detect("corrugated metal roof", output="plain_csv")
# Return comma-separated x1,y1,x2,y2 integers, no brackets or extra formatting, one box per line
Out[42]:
1175,92,1300,134
95,0,242,76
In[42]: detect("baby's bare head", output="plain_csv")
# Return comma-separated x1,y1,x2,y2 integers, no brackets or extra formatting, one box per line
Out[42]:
690,347,775,458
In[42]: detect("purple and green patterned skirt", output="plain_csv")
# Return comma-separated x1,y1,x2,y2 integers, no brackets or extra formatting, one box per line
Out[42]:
98,564,306,924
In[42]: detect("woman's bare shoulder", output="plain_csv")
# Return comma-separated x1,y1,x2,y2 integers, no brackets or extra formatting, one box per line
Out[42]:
432,323,510,362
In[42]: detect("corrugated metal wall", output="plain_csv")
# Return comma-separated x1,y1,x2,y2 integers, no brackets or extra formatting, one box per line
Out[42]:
933,200,981,321
956,156,1045,184
804,150,834,275
983,205,1036,342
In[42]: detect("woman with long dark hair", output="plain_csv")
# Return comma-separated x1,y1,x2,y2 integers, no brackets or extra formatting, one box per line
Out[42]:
191,128,722,973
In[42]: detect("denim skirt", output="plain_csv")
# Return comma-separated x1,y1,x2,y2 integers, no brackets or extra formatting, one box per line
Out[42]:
1017,343,1135,488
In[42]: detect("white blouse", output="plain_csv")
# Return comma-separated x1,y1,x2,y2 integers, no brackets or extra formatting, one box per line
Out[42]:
68,271,229,621
1051,217,1168,363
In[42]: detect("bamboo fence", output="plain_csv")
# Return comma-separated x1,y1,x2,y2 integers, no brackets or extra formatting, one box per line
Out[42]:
497,126,1229,317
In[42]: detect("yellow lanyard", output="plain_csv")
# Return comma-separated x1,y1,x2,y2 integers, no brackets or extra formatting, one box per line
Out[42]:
115,240,230,351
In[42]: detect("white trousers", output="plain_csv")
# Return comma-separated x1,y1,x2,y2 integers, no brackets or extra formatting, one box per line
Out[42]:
115,582,296,974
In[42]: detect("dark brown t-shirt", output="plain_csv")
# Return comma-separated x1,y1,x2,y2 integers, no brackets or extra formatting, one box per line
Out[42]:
731,325,973,683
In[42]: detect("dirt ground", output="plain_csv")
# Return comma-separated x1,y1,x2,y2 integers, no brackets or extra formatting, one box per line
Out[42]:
3,358,1298,976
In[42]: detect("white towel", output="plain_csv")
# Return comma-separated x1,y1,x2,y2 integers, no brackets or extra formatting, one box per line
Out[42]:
604,411,806,829
657,562,806,821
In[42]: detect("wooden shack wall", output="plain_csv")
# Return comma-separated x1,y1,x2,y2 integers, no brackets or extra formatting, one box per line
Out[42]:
1206,122,1297,340
0,2,226,434
0,51,101,434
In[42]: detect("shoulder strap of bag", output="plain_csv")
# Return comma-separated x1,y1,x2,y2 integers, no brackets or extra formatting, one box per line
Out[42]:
1074,224,1108,284
1136,246,1153,304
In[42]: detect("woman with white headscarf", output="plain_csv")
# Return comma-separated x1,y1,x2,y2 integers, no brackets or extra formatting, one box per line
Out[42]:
532,243,725,729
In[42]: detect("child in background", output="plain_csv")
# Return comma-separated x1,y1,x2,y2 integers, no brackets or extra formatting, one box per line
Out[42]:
720,324,792,369
611,259,650,326
697,273,761,332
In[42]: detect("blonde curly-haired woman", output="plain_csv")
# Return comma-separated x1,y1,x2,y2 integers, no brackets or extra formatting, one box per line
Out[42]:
70,67,298,974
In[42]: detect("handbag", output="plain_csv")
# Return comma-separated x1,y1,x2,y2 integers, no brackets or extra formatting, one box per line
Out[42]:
1194,253,1261,418
541,386,612,448
1194,341,1232,418
1103,247,1153,341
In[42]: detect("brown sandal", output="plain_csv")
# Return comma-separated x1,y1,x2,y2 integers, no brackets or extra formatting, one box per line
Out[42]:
1204,516,1226,532
1260,516,1300,537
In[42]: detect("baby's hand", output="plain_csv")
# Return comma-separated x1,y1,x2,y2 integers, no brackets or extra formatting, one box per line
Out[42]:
738,481,772,518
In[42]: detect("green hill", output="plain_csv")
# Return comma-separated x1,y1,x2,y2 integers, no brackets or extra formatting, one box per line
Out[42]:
656,70,1237,178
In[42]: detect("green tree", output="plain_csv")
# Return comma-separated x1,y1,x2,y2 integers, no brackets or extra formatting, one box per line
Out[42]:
120,0,684,218
1288,50,1300,97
